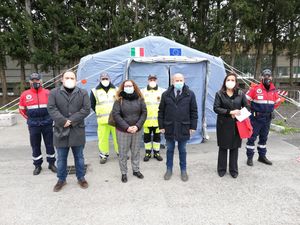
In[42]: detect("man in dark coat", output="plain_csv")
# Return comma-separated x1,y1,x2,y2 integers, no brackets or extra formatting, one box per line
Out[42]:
47,71,91,192
158,73,198,182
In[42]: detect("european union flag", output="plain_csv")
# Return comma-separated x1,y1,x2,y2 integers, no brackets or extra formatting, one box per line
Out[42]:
170,48,182,56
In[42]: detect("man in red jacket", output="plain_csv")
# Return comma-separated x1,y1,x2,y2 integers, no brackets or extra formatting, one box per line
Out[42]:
245,69,281,166
19,73,57,175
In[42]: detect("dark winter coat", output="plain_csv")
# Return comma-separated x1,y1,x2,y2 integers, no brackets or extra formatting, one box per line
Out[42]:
158,85,198,141
111,92,147,132
213,89,249,149
47,86,91,148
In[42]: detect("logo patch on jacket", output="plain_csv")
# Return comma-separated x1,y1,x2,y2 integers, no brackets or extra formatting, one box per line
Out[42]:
256,89,262,94
26,95,33,101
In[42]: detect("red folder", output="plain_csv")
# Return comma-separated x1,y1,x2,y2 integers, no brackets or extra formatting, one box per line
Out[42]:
236,118,253,139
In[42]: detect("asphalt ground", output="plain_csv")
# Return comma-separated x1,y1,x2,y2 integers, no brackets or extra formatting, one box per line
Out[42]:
0,115,300,225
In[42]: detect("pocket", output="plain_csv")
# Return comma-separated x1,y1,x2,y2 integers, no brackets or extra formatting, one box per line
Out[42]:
164,121,173,135
181,121,190,135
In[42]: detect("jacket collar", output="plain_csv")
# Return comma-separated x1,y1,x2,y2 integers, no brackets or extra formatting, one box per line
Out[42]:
165,84,190,102
259,82,276,91
60,85,80,103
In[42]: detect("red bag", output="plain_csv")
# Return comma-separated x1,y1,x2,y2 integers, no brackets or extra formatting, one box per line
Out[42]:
236,118,253,139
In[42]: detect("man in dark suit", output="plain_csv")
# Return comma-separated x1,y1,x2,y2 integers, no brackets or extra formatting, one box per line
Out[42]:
158,73,198,182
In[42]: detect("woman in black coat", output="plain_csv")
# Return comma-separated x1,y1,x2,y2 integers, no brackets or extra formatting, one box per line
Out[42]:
213,73,249,178
112,80,147,183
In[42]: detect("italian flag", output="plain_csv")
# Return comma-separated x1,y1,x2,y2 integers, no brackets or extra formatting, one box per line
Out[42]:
131,47,144,57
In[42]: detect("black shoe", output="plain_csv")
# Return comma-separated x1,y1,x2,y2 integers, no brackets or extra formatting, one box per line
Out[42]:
154,153,163,161
133,171,144,179
230,173,238,178
160,144,166,149
48,164,57,173
143,153,151,162
247,158,253,166
121,174,127,183
258,156,272,165
218,171,226,177
33,166,42,175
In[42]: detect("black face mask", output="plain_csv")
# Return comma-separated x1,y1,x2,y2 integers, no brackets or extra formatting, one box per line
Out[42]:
32,82,41,90
263,78,271,87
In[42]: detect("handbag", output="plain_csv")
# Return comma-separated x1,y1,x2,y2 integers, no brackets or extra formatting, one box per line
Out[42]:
108,111,115,127
236,118,253,139
108,100,122,127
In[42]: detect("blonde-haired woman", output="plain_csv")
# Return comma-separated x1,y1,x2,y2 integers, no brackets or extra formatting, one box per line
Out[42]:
112,80,147,183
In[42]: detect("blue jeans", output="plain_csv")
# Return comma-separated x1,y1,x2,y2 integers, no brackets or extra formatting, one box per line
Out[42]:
166,138,187,171
56,145,85,182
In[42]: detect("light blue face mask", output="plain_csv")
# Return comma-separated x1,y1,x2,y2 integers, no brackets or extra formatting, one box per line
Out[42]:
124,86,134,94
174,82,184,90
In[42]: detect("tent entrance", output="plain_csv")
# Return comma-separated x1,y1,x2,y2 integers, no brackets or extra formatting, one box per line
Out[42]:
125,56,209,144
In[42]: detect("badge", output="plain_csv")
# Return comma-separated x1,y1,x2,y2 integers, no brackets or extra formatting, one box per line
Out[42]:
257,89,262,94
257,95,264,100
26,95,32,100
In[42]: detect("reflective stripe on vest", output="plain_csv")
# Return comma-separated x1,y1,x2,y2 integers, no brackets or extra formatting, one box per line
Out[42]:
92,88,116,124
142,88,163,127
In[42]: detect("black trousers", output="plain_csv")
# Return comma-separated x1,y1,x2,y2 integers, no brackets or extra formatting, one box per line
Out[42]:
217,147,238,175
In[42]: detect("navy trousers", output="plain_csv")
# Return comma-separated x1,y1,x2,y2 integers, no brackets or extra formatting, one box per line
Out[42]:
246,114,272,158
29,124,56,166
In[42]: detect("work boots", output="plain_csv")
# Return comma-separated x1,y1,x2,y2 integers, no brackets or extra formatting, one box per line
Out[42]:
258,156,273,165
33,166,42,175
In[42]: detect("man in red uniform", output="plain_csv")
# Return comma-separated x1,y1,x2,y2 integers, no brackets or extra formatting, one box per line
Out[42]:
245,69,281,166
19,73,57,175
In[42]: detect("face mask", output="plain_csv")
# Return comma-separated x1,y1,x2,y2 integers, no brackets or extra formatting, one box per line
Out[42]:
225,81,236,89
174,82,184,90
32,82,41,90
64,79,76,89
124,86,134,94
149,81,157,88
263,78,271,87
101,80,110,87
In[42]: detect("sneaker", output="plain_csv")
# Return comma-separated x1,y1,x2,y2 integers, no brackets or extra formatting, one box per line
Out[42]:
121,174,127,183
143,153,151,162
33,166,42,175
181,171,188,182
133,171,144,179
78,179,89,189
100,157,107,164
53,180,66,192
258,156,272,165
48,164,57,173
154,153,163,161
164,170,172,180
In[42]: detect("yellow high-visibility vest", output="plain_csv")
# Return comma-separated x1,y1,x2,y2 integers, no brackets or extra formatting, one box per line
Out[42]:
92,87,117,124
142,87,165,127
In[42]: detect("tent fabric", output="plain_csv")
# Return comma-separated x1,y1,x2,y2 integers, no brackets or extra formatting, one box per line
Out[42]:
77,36,226,143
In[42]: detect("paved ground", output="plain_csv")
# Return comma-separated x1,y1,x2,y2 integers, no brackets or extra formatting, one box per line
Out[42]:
0,115,300,225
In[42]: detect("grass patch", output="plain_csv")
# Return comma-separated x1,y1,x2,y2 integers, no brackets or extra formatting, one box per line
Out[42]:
0,105,19,112
273,119,300,134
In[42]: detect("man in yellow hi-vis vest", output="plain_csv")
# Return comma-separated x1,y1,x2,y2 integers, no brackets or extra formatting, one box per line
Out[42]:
142,75,165,162
90,73,118,164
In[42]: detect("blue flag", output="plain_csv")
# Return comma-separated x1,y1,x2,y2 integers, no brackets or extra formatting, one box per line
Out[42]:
169,48,182,56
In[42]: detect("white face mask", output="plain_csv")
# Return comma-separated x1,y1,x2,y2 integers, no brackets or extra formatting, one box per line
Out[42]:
64,79,76,89
101,80,110,87
124,86,134,94
225,81,236,90
149,81,157,88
